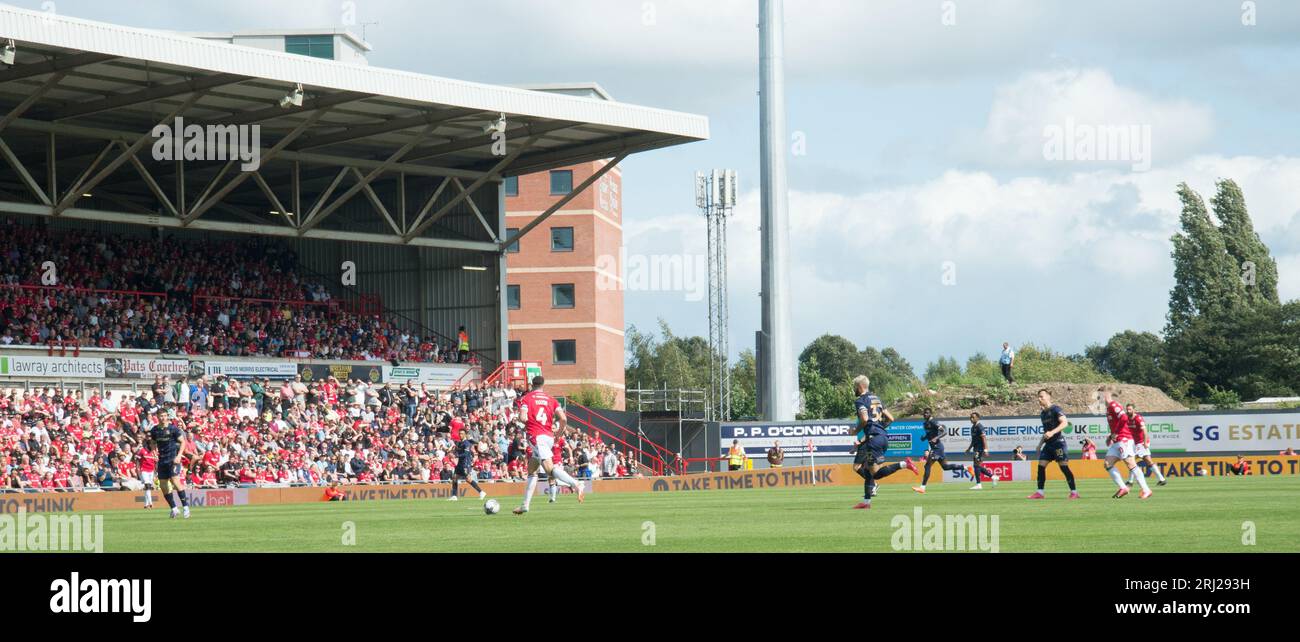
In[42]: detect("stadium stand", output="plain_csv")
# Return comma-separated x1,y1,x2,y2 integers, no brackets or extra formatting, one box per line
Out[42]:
0,217,473,364
0,378,639,492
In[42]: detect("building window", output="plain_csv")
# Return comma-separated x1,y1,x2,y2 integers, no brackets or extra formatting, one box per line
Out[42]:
551,284,575,309
505,228,520,253
553,340,577,365
508,341,521,361
507,285,521,310
285,35,335,60
550,227,574,252
504,176,518,197
550,170,573,195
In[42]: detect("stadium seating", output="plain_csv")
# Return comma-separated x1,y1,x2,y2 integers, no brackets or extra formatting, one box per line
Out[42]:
0,379,634,492
0,217,470,364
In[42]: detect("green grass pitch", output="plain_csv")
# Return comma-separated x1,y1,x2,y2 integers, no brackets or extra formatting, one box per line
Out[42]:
83,476,1300,552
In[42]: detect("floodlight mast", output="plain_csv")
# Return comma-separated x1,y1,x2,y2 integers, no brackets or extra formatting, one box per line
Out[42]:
759,0,795,421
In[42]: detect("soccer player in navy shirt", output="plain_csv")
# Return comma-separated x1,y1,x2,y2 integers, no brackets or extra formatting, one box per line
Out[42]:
449,432,486,501
147,415,192,519
1027,389,1079,499
912,408,965,494
964,412,999,490
850,375,917,509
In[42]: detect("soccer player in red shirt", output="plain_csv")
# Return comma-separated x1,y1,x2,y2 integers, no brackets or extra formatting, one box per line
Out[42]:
1100,387,1151,499
1125,403,1167,488
136,446,158,509
513,376,584,515
546,429,575,503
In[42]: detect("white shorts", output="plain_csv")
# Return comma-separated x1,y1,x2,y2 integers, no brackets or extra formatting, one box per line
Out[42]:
530,434,555,463
140,471,154,485
1134,443,1151,459
1106,439,1135,460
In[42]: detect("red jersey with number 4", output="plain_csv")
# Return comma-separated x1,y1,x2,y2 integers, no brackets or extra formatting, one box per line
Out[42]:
1106,400,1133,441
519,390,559,439
1129,412,1146,443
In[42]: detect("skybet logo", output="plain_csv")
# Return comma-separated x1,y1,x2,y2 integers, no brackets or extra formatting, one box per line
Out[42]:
151,116,262,171
49,572,151,623
946,461,1012,482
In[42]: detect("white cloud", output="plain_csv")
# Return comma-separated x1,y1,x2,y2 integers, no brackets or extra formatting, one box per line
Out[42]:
626,154,1300,367
975,68,1214,170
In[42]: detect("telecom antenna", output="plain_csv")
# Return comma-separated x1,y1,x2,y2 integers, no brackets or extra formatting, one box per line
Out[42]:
696,169,738,422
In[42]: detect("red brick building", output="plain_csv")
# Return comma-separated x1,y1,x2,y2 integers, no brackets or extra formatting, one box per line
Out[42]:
505,148,625,408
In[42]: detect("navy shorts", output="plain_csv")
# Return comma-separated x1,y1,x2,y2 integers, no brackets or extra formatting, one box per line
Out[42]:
156,461,181,480
854,434,889,466
926,443,947,461
455,462,473,478
1039,442,1069,463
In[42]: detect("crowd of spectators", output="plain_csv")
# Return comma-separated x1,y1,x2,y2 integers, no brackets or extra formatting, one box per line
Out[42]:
0,217,472,364
1,375,641,493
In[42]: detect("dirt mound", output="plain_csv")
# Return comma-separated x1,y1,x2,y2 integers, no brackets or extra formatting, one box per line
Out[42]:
894,382,1188,419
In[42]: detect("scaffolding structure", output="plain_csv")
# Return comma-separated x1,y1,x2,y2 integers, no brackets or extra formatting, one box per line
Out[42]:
629,387,711,473
695,169,737,422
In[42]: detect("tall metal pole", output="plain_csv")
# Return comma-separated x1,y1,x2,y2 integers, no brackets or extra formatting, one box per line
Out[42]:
697,170,736,422
759,0,796,421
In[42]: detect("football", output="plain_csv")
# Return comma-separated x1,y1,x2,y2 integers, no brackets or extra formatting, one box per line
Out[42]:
483,499,501,515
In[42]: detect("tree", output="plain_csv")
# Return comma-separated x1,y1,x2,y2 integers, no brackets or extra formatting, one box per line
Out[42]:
569,384,617,409
729,349,758,420
1085,331,1175,391
797,357,855,420
1166,183,1246,337
1161,181,1294,402
625,320,713,396
798,334,865,385
923,356,963,386
1165,303,1299,401
1212,179,1279,308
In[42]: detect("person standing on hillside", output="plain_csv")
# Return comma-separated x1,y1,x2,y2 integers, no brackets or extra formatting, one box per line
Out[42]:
999,342,1015,384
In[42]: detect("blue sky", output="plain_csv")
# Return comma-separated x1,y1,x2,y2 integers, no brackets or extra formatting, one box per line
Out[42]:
16,0,1300,373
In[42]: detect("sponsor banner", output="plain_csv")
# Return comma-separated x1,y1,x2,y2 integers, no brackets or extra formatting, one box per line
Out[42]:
381,364,476,387
104,358,190,379
7,456,1298,514
0,355,105,379
1178,412,1300,453
942,460,1031,483
648,466,836,492
299,363,383,385
722,421,857,456
1038,455,1300,481
193,360,298,379
930,410,1300,455
722,421,931,459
